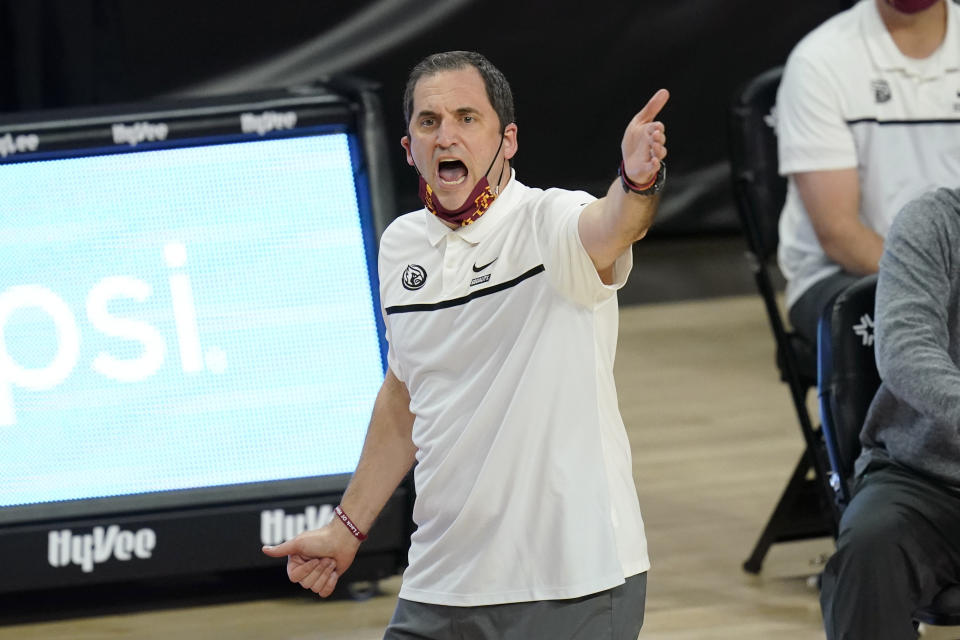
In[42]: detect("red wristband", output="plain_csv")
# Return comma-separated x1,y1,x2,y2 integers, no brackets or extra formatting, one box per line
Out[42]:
618,159,658,192
334,505,367,541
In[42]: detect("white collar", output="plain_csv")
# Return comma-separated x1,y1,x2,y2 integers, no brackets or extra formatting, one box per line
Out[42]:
862,0,960,78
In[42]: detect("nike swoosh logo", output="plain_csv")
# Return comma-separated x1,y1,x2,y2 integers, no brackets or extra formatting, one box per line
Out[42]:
472,258,498,272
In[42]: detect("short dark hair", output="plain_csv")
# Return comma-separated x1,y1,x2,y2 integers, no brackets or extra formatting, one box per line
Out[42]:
403,51,515,132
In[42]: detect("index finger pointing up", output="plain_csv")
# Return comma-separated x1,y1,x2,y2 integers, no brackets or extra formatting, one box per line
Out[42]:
633,89,670,126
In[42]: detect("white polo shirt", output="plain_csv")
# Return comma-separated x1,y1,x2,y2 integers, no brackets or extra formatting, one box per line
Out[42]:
378,172,649,607
777,0,960,307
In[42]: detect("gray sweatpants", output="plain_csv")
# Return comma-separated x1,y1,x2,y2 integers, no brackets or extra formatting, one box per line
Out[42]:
820,462,960,639
383,572,647,640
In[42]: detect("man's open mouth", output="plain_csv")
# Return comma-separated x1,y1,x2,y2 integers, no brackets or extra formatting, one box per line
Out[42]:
438,160,468,186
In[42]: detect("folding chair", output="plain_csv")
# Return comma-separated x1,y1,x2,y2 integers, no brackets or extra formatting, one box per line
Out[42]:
728,66,838,574
818,274,960,630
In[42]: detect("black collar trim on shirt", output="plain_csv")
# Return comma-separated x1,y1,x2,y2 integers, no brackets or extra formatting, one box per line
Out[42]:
846,117,960,126
385,265,545,315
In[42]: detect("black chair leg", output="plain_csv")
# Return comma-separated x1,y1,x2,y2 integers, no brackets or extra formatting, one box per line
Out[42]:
744,449,835,574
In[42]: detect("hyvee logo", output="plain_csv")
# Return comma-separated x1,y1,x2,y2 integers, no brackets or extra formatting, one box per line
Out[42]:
261,505,335,546
0,242,227,426
0,132,39,158
240,111,297,136
112,122,169,147
48,525,157,573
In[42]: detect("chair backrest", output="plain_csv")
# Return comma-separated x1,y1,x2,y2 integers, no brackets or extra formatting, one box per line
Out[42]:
729,66,817,385
817,274,881,507
728,66,786,264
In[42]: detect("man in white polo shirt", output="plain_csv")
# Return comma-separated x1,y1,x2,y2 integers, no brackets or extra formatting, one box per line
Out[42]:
263,51,667,639
776,0,960,346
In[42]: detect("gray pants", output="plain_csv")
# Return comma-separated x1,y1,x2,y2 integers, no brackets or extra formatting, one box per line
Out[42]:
383,572,647,640
820,462,960,640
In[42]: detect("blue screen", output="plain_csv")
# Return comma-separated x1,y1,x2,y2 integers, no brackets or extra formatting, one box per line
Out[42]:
0,133,384,507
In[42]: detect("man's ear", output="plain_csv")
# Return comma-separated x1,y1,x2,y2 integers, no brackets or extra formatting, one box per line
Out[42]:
503,123,518,161
400,136,414,166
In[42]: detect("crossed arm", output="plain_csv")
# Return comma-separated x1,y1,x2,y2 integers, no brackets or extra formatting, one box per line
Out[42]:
874,202,960,426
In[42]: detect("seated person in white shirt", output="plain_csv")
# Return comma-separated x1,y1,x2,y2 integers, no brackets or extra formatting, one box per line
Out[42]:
776,0,960,346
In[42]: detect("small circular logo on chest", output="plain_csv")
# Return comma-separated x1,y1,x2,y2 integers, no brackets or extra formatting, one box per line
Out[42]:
402,264,427,290
871,79,891,104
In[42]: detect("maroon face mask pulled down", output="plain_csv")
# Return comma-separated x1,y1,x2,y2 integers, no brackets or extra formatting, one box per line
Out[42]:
417,133,506,227
418,175,498,227
886,0,939,14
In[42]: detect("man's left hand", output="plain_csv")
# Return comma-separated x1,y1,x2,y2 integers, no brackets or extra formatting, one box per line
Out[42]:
621,89,669,186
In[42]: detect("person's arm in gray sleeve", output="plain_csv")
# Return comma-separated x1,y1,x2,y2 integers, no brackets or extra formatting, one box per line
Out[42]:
875,195,960,427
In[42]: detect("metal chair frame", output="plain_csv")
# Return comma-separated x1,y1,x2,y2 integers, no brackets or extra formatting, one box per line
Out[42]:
728,66,839,573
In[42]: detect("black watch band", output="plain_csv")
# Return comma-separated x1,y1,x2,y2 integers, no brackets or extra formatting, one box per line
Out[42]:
618,160,666,196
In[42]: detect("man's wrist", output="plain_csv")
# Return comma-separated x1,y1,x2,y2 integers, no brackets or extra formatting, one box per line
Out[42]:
334,505,368,542
618,159,666,196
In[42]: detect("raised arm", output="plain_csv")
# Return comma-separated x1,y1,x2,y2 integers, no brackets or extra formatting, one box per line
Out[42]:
262,367,417,597
578,89,669,282
794,168,883,275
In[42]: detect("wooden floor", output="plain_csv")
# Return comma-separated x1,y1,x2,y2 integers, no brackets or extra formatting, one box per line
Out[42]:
0,294,899,639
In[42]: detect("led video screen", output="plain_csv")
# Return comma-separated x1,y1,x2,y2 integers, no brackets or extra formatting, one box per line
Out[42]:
0,131,385,512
